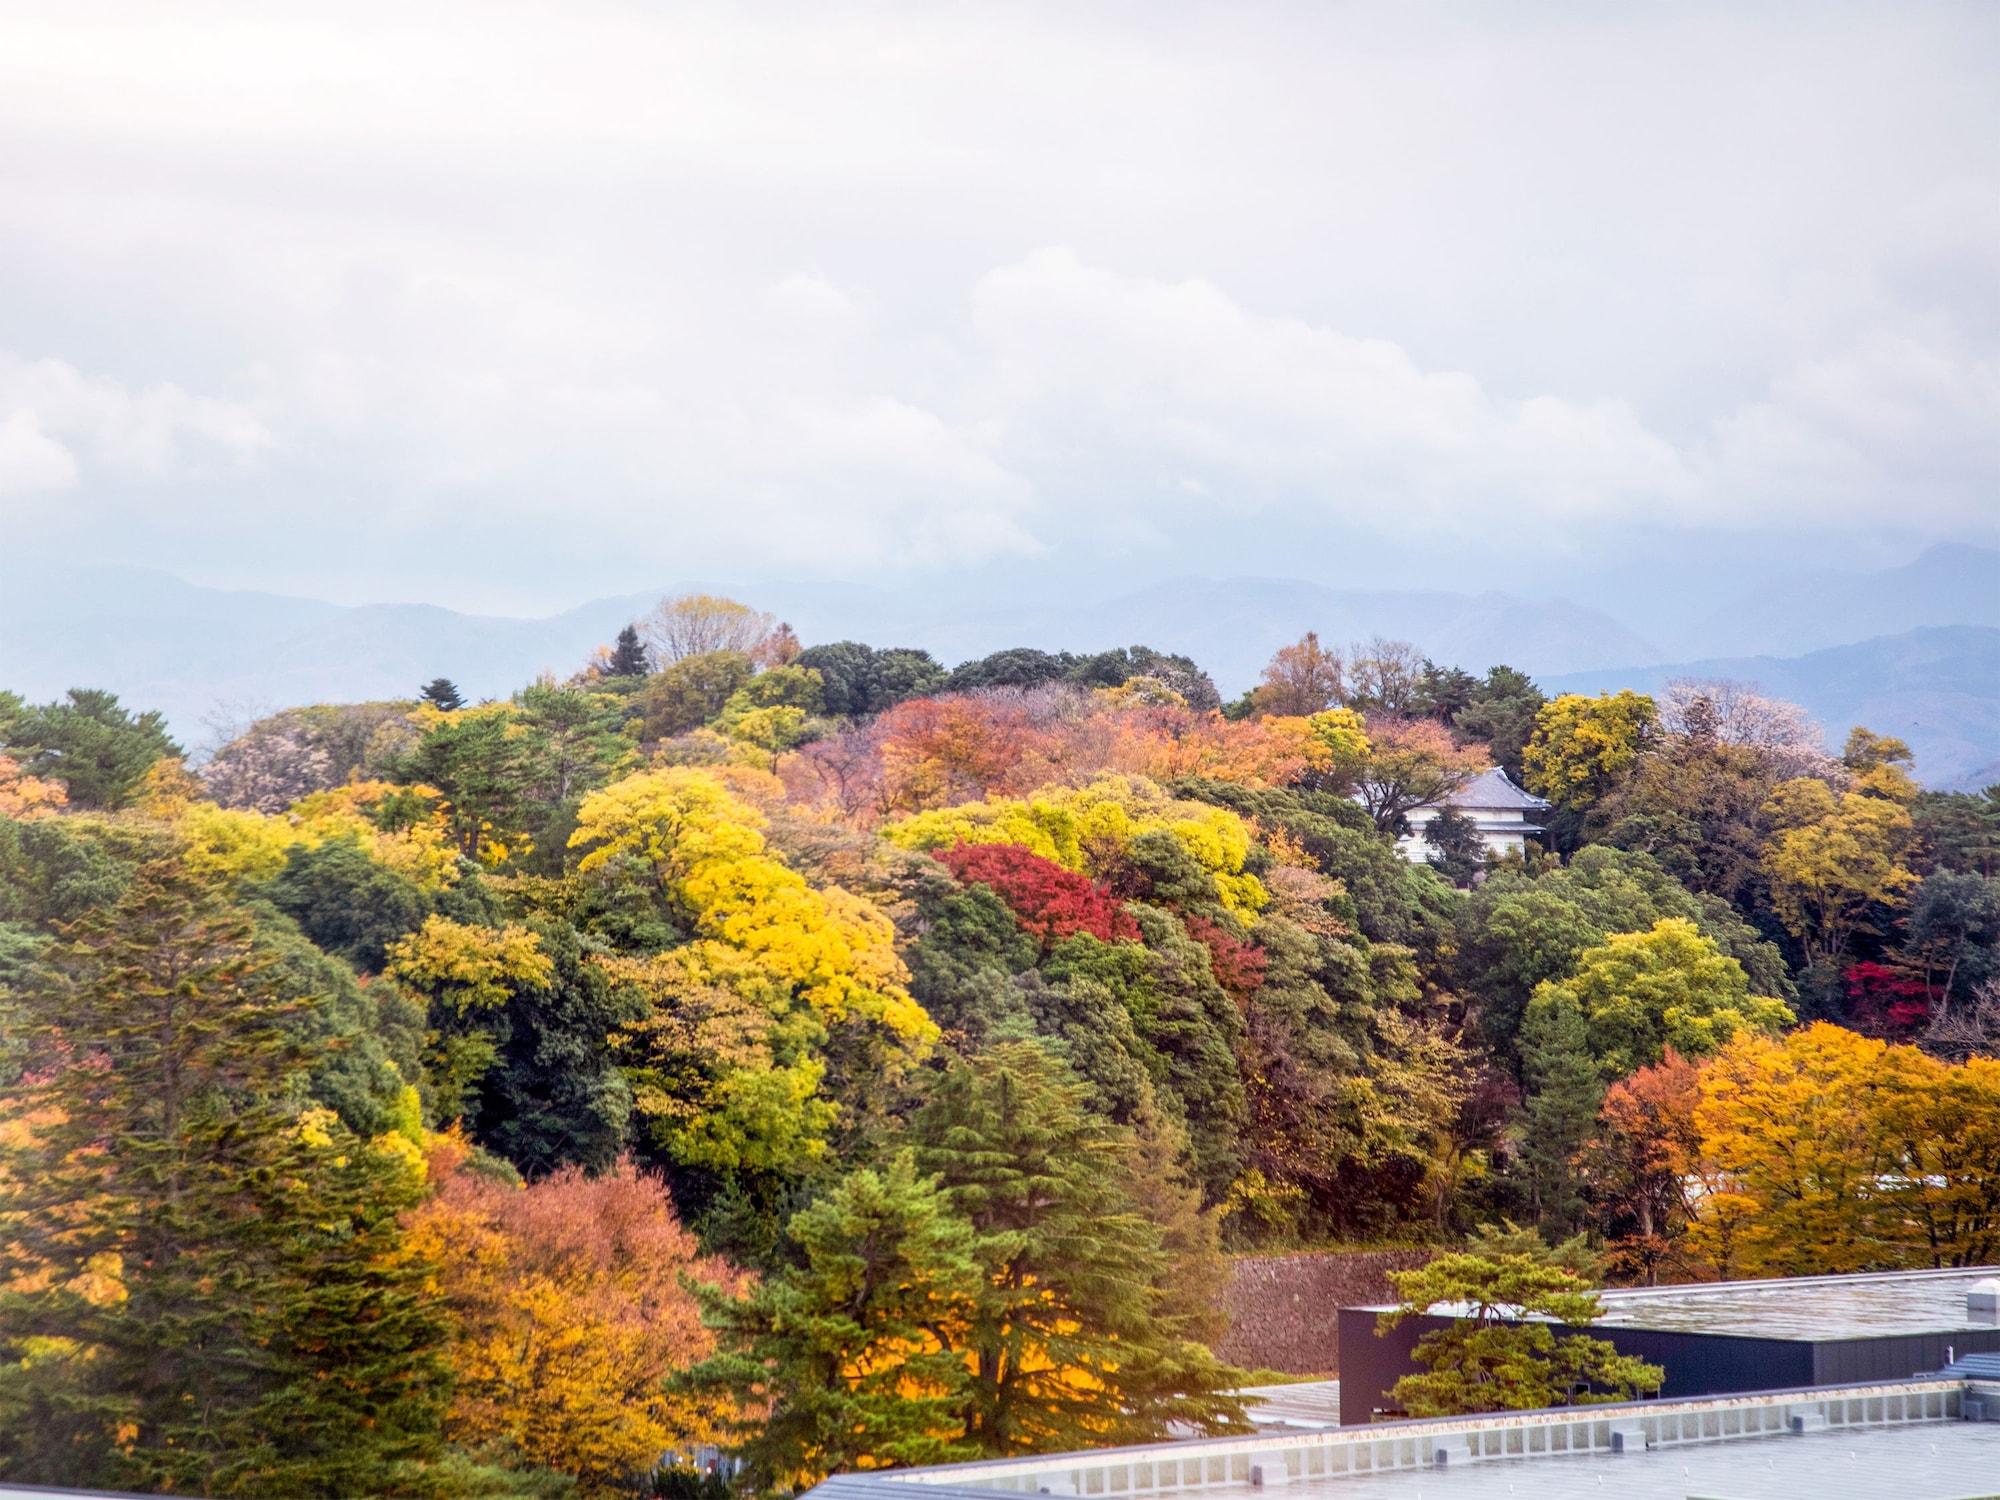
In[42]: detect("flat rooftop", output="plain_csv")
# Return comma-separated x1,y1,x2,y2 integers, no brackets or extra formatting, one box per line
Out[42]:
816,1379,1995,1500
1354,1266,2000,1341
1591,1266,2000,1341
1261,1420,2000,1498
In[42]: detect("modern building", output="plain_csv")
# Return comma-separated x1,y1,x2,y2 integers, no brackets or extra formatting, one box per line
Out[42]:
807,1376,2000,1500
1337,1265,2000,1426
1394,767,1548,865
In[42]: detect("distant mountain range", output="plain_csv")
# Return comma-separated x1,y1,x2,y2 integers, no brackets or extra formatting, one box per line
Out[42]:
1549,626,2000,791
3,546,1994,785
1685,542,2000,660
3,564,1660,746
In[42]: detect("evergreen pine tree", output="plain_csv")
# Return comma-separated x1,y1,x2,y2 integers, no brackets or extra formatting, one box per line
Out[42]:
1513,992,1605,1237
606,624,651,677
0,860,453,1498
909,1039,1248,1455
419,677,466,710
688,1153,982,1490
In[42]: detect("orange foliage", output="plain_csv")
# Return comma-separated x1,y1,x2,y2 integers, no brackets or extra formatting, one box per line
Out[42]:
0,754,67,819
407,1134,744,1493
780,688,1318,824
1590,1051,1705,1284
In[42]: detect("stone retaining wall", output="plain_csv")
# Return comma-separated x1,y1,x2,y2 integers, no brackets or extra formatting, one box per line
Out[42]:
1216,1247,1435,1375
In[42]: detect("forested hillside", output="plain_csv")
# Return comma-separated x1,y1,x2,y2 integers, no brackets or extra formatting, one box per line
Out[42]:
3,595,1998,1496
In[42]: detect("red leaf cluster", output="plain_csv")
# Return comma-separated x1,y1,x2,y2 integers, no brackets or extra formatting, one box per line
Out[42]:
1183,914,1268,1002
936,841,1140,951
1842,960,1930,1037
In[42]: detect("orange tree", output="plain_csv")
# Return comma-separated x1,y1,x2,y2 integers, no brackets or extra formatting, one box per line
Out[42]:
406,1137,740,1495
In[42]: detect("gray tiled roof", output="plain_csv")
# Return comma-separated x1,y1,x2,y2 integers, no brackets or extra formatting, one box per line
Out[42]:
1442,767,1550,812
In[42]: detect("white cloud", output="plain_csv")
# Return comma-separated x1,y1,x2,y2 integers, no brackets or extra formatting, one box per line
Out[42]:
968,248,1699,532
0,2,1993,604
0,411,78,494
0,354,272,485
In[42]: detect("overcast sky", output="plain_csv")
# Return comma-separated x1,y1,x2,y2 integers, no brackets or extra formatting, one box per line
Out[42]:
1,1,1995,614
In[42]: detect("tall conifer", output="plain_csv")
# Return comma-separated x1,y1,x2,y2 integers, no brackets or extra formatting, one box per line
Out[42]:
0,860,453,1497
910,1039,1247,1455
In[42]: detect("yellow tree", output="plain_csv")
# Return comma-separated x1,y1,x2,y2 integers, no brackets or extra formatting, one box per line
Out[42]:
1523,691,1657,812
571,769,932,1171
1869,1045,2000,1268
1688,1024,1900,1276
883,775,1267,916
0,755,65,818
1761,777,1918,967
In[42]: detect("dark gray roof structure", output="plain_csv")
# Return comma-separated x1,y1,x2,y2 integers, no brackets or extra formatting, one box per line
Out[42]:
1442,766,1550,813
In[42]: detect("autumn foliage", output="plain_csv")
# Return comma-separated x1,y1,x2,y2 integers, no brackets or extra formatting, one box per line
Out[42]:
935,842,1139,950
407,1135,743,1494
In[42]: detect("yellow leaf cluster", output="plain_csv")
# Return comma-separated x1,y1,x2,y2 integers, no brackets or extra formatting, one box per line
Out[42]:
1686,1023,2000,1277
406,1142,739,1496
1760,777,1918,960
387,915,555,1012
573,769,932,1041
883,774,1268,916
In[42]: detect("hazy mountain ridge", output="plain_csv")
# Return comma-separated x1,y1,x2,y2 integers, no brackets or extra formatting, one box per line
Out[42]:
6,562,1996,786
7,564,1658,746
1684,542,2000,659
1548,625,2000,791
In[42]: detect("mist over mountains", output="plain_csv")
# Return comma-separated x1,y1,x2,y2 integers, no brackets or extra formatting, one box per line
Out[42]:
5,543,1994,785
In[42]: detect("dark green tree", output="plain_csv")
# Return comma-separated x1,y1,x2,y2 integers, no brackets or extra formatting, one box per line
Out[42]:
687,1153,983,1491
909,1039,1248,1454
1914,786,2000,877
1511,993,1604,1237
1423,806,1487,886
1904,871,2000,1011
1046,919,1246,1202
640,650,755,738
419,678,465,711
1455,667,1544,783
1413,661,1482,723
260,836,431,971
945,647,1072,693
606,624,651,677
470,920,643,1175
395,705,543,860
1,688,179,809
0,860,453,1497
793,642,948,718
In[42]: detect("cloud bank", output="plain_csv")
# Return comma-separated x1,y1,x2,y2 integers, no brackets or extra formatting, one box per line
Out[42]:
0,1,1994,607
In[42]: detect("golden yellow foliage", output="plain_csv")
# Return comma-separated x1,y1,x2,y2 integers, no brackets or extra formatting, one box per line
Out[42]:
1760,777,1919,964
387,915,554,1012
1687,1023,2000,1277
883,774,1267,916
407,1136,742,1496
573,769,932,1040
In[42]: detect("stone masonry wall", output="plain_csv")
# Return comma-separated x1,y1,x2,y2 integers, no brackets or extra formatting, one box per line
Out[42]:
1216,1248,1436,1375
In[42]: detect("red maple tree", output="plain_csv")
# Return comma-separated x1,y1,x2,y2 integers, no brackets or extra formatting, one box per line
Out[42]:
935,841,1140,952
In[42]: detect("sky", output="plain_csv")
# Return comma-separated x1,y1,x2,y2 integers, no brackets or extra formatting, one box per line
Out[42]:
0,1,1996,615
